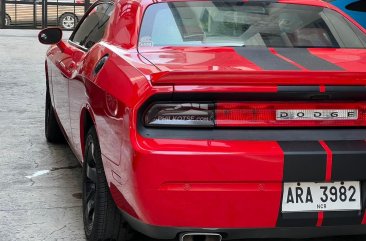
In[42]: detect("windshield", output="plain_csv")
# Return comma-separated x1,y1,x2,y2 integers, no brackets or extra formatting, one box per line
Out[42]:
138,1,366,48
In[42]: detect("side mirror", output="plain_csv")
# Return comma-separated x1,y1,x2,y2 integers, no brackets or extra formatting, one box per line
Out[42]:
38,28,62,45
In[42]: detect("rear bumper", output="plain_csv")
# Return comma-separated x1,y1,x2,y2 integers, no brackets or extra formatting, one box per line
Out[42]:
131,136,284,229
123,210,366,240
111,133,366,238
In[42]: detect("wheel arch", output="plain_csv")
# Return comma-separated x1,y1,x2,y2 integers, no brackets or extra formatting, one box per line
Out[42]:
45,60,55,107
80,106,96,161
45,60,49,87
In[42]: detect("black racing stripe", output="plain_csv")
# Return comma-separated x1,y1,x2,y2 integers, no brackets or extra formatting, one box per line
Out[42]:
278,86,319,92
326,141,366,181
277,212,318,227
323,211,363,226
322,141,366,226
322,181,366,226
234,48,300,70
275,48,343,71
276,141,326,227
326,86,366,93
278,85,366,94
278,141,327,182
172,91,366,101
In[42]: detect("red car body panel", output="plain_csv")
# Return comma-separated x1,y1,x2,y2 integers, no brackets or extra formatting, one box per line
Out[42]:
130,136,284,227
44,0,366,239
138,47,366,86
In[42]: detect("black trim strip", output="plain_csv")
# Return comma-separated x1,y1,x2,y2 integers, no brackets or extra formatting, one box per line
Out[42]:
121,210,366,239
234,48,300,70
275,48,343,71
278,86,320,92
278,141,327,182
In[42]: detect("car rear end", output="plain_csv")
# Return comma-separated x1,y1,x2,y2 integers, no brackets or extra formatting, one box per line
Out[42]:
123,0,366,239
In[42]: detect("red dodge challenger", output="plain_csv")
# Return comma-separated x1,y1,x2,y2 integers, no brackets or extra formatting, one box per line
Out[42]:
38,0,366,240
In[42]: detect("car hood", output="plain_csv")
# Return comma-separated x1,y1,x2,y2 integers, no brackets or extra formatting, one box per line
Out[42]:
138,47,366,85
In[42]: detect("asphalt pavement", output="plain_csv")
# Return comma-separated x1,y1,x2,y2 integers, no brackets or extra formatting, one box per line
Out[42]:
0,29,365,241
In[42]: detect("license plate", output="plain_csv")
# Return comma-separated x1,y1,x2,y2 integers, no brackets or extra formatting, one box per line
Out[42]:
282,182,361,212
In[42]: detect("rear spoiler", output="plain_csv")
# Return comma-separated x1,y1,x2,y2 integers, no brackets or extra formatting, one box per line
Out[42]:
150,71,366,86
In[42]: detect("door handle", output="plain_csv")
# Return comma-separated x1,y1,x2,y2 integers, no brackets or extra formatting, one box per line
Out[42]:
93,55,109,76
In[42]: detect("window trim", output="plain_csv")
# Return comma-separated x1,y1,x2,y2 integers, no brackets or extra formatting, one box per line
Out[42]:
68,0,114,52
68,39,89,52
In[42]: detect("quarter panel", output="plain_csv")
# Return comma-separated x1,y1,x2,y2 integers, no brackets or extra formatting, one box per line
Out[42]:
81,44,153,168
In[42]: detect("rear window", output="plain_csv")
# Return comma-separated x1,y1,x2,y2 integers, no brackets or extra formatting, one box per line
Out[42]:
138,1,366,48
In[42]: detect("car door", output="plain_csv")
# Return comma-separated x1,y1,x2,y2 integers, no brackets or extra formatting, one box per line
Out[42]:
48,35,76,141
67,2,114,160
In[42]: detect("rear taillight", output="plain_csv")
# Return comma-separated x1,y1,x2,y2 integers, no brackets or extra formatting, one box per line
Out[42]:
215,102,364,127
144,102,366,128
144,103,215,127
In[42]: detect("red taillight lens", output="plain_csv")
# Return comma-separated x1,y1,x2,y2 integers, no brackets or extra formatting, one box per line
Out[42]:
144,102,366,128
215,102,366,127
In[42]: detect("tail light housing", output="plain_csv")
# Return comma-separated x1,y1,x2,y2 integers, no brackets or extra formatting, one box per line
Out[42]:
144,102,366,128
144,103,215,127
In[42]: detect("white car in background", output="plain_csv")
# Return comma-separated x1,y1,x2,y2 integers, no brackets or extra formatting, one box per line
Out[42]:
5,0,92,29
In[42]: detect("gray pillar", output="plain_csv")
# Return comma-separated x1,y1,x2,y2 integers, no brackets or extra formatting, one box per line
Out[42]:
42,0,47,28
85,0,90,13
0,0,5,28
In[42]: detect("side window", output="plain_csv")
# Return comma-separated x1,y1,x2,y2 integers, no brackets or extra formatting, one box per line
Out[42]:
70,3,114,50
323,8,366,48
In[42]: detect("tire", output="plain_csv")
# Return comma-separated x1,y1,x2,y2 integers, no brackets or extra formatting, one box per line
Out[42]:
5,14,11,26
59,13,77,30
45,86,64,143
83,127,135,241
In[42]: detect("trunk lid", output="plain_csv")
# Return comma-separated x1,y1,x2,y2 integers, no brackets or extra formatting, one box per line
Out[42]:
138,47,366,85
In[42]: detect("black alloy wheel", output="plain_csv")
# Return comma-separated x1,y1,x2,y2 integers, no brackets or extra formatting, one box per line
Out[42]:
84,137,97,232
82,127,136,241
